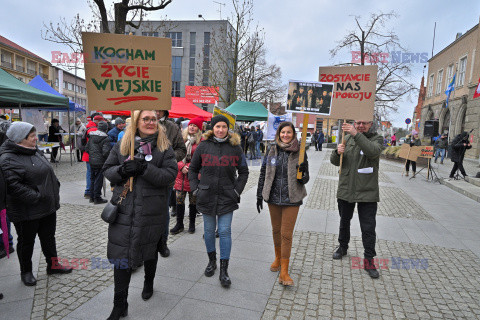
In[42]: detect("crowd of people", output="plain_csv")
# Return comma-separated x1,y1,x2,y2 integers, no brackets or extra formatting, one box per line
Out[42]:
3,110,476,319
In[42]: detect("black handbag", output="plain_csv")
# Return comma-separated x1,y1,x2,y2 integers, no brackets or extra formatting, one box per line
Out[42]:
101,181,130,223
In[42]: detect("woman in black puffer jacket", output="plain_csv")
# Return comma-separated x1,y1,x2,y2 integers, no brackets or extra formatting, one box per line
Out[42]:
0,122,72,287
188,115,249,288
103,110,177,320
449,131,472,178
256,121,309,287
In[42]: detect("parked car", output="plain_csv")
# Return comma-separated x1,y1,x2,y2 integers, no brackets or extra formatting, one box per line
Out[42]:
296,131,312,145
398,137,406,145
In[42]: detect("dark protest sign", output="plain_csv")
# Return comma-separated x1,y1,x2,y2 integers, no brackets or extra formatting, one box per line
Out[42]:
286,80,334,115
82,32,172,111
318,65,377,120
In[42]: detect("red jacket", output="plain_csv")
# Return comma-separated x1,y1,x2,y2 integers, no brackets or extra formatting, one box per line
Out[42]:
174,140,200,192
81,121,97,162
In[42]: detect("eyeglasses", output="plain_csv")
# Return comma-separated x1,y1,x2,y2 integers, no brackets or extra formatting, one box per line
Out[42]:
141,117,157,124
355,121,372,126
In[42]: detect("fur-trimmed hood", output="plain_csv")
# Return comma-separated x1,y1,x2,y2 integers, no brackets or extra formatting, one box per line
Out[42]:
202,130,241,146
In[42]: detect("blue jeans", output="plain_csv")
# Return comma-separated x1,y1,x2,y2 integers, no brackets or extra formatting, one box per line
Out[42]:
90,168,104,200
85,162,91,195
435,148,446,162
203,212,233,260
255,141,261,158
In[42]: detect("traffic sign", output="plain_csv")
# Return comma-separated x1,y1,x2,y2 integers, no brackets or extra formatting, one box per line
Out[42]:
405,118,411,124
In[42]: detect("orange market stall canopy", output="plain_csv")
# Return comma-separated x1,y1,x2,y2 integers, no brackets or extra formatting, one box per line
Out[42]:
101,97,212,120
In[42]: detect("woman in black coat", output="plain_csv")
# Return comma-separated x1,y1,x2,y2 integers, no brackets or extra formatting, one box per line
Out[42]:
188,115,249,288
48,118,64,163
103,110,177,320
0,122,72,287
449,131,472,178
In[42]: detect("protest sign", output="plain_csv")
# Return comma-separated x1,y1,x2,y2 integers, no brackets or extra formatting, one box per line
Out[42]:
318,65,377,120
266,112,292,140
82,32,172,111
286,80,334,115
419,146,434,158
398,144,422,161
186,86,219,104
213,106,236,131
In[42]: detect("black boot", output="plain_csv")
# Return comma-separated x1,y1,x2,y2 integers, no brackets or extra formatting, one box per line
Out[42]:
204,251,217,277
107,290,128,320
188,205,196,234
332,246,347,259
21,272,37,286
142,279,154,301
364,258,380,279
170,204,185,234
219,259,231,288
158,236,170,258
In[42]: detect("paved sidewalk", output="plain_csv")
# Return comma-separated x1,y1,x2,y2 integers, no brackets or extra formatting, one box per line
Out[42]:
1,148,480,319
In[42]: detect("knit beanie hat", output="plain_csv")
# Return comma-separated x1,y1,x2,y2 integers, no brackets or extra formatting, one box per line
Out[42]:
210,115,229,129
189,117,204,129
97,121,108,133
114,117,125,126
6,121,35,143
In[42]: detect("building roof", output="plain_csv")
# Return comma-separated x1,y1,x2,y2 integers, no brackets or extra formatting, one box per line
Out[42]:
0,35,50,64
428,23,479,62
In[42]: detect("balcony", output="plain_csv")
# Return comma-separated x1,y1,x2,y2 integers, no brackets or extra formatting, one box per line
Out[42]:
40,73,48,80
1,61,13,69
27,69,37,76
16,65,24,72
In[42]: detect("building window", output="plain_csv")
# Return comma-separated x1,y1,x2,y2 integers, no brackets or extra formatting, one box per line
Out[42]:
0,51,12,69
68,82,74,91
445,64,454,90
16,56,25,72
142,32,158,37
64,81,68,89
171,56,182,97
427,74,434,98
435,69,443,95
189,32,196,86
457,56,467,87
203,32,211,86
166,32,182,47
55,78,59,87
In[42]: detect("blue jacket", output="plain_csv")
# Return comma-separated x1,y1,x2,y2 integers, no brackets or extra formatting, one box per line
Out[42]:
108,127,122,146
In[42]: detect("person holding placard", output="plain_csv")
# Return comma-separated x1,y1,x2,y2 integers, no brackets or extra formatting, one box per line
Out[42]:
103,110,177,318
405,132,421,177
256,121,309,286
188,115,249,288
330,120,384,279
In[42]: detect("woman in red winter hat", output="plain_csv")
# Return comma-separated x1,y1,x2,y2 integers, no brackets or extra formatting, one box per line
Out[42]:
170,117,204,234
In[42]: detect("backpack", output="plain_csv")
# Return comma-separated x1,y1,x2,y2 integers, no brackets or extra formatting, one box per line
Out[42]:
248,132,255,144
79,130,89,151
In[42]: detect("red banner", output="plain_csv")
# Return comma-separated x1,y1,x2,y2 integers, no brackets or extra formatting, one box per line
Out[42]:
185,86,219,104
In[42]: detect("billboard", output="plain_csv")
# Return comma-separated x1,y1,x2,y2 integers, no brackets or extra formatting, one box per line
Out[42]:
185,86,219,104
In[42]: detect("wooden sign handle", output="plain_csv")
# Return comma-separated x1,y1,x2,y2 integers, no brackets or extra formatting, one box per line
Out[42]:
339,120,345,175
297,114,309,179
129,110,137,191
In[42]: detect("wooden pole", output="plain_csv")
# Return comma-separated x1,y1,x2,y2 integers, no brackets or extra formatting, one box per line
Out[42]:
129,110,136,191
339,120,345,174
427,158,431,180
297,114,309,179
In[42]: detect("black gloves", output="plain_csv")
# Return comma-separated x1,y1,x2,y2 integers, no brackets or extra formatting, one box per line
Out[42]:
256,197,263,213
119,159,147,178
297,161,308,173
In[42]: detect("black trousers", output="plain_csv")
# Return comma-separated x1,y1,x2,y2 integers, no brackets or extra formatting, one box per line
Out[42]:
405,160,416,172
337,199,377,259
113,257,158,296
51,147,59,161
90,168,104,200
76,149,83,162
317,141,323,151
13,213,58,273
450,161,467,177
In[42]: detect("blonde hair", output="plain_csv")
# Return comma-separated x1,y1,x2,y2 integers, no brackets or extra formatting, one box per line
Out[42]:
182,127,202,144
120,110,170,156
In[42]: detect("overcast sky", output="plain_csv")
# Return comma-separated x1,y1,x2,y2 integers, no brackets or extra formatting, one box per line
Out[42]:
1,0,479,127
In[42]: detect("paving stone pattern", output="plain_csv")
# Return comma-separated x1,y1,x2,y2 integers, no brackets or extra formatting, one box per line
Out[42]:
262,231,480,320
306,177,433,220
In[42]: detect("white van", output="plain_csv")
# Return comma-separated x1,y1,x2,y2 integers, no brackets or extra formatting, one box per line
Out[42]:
296,131,312,145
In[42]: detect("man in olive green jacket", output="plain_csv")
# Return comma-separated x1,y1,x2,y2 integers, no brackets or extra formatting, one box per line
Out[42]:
330,120,384,278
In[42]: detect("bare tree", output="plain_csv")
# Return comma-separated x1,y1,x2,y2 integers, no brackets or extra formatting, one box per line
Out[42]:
330,12,417,119
42,0,174,69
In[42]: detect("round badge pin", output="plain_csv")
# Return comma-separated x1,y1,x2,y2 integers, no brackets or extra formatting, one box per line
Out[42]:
271,158,276,165
145,154,153,162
